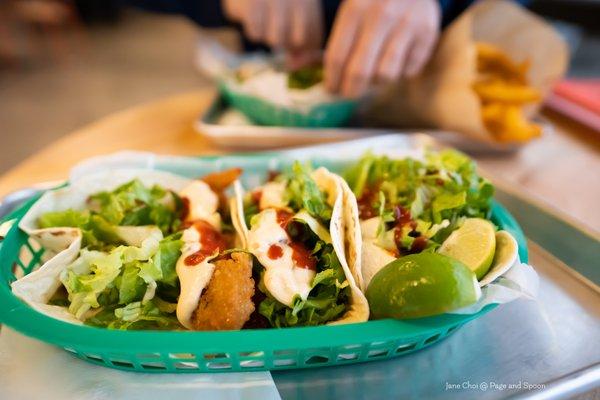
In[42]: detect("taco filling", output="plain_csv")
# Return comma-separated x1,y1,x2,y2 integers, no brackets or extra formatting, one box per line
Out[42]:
343,150,496,288
238,163,365,328
13,169,255,331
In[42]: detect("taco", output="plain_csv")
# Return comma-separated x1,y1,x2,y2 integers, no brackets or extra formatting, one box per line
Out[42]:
342,150,520,292
11,168,255,331
233,163,369,328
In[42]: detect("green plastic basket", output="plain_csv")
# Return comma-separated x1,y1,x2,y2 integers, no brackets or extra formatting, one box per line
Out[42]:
0,154,528,374
219,81,358,128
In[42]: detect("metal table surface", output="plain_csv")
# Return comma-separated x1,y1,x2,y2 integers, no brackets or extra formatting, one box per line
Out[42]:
1,182,599,400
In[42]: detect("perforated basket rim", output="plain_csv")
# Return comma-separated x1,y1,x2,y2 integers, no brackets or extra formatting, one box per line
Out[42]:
0,155,528,373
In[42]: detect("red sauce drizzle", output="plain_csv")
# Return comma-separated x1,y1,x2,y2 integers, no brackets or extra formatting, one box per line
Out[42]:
356,185,380,219
289,242,317,270
180,196,190,221
273,209,316,270
393,228,404,250
267,244,284,259
275,209,294,229
394,206,415,228
184,220,229,266
266,170,281,182
410,236,428,253
251,189,263,205
392,206,419,251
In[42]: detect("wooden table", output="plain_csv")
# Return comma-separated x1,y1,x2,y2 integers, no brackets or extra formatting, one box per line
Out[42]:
1,88,598,233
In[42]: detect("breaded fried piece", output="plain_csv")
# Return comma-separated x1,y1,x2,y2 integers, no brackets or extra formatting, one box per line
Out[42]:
192,252,255,331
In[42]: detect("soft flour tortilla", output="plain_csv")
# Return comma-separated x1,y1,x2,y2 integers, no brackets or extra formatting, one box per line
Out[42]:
339,184,522,292
233,167,369,325
11,169,192,324
364,0,568,142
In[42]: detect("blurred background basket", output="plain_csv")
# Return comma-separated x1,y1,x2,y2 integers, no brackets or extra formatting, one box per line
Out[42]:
219,81,358,128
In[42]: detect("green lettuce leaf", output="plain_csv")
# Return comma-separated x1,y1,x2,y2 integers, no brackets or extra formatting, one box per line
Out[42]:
284,162,333,223
38,209,90,229
287,65,324,90
60,233,182,327
86,299,182,330
88,179,181,235
243,194,260,229
38,179,183,249
151,233,183,287
118,262,146,304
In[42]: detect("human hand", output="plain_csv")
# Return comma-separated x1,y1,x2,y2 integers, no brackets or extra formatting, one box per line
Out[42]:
222,0,323,51
324,0,441,97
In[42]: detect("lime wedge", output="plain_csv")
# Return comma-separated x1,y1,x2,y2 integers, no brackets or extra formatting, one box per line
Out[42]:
366,253,480,319
438,218,496,280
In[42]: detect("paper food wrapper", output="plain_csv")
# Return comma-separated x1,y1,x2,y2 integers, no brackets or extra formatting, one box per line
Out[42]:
364,0,568,142
452,258,539,315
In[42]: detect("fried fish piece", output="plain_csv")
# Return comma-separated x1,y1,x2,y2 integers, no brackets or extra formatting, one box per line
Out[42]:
201,168,243,193
192,252,255,331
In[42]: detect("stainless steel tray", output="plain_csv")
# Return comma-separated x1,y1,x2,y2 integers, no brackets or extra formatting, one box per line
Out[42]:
1,157,598,400
273,239,600,400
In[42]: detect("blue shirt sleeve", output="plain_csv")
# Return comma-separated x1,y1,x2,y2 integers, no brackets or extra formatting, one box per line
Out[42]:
124,0,228,28
125,0,532,45
439,0,531,26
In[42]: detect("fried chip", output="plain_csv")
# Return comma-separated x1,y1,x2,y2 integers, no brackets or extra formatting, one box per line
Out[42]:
474,42,542,143
476,43,529,83
473,80,541,104
482,104,541,143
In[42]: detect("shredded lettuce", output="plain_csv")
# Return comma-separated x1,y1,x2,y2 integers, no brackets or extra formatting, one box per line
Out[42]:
59,233,182,329
283,162,333,223
151,233,183,287
243,163,333,229
344,150,494,251
87,299,181,330
38,179,183,249
38,209,90,229
258,223,349,327
287,65,323,90
38,180,186,330
88,179,182,234
243,196,260,228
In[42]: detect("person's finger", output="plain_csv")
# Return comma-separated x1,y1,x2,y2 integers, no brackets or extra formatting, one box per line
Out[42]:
374,20,413,83
290,0,309,48
403,25,438,77
290,0,323,50
266,0,289,48
340,2,403,97
323,0,365,93
305,0,324,49
222,0,242,21
243,0,267,42
404,4,440,77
